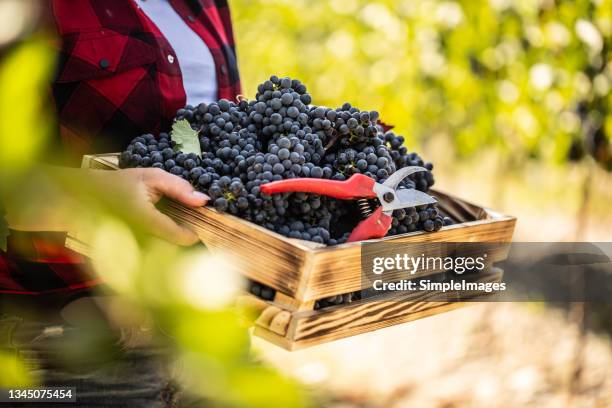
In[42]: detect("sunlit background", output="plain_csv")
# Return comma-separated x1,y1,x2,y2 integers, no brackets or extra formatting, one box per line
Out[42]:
0,0,610,407
232,1,612,406
233,0,612,242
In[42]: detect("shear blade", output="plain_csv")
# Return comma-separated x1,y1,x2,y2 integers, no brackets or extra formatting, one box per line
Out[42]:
383,188,437,212
383,166,428,190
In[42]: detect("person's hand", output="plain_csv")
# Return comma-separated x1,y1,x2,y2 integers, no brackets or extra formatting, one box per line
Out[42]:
6,167,209,246
105,168,209,245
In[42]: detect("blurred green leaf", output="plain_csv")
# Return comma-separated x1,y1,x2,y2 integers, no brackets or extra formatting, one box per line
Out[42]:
0,36,56,184
228,365,310,408
172,119,202,157
81,217,305,406
231,0,610,167
0,351,37,388
90,217,141,293
171,309,251,362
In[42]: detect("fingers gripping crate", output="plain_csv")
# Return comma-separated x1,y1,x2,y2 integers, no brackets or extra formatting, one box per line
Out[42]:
67,154,515,350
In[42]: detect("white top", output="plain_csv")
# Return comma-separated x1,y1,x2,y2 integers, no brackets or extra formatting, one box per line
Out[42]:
136,0,218,105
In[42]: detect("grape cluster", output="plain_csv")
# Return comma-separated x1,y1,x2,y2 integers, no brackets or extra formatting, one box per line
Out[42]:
314,292,362,310
248,280,275,301
119,75,453,245
388,206,453,235
246,279,360,310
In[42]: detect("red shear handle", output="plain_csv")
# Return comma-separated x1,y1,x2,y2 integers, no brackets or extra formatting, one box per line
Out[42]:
260,174,377,200
347,207,393,242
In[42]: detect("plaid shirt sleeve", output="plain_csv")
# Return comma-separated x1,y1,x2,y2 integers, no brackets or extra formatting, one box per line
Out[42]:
0,0,241,296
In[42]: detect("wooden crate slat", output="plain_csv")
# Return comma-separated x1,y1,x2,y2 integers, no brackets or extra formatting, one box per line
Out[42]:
291,269,503,341
250,269,503,350
164,203,308,296
276,303,467,350
300,217,514,301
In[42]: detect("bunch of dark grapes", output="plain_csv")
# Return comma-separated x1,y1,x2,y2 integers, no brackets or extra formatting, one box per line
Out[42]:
314,292,362,310
321,102,380,148
119,75,452,245
388,205,453,235
248,280,275,301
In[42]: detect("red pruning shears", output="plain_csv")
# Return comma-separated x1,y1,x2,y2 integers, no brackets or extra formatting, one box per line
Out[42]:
260,166,437,242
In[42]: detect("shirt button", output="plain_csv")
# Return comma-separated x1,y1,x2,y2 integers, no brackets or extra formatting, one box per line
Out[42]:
167,54,175,64
99,59,110,69
187,15,196,23
220,64,227,75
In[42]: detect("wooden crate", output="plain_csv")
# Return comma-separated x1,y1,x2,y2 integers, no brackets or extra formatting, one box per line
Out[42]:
67,153,516,350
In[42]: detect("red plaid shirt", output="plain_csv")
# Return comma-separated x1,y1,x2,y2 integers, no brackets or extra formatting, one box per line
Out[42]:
0,0,241,296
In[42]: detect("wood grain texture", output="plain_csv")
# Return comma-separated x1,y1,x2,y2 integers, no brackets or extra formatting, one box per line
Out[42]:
301,216,515,301
253,303,467,351
254,268,503,351
164,201,309,296
290,269,502,342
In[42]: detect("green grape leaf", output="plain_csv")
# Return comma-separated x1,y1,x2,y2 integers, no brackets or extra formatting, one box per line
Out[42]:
0,202,8,252
171,119,201,157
